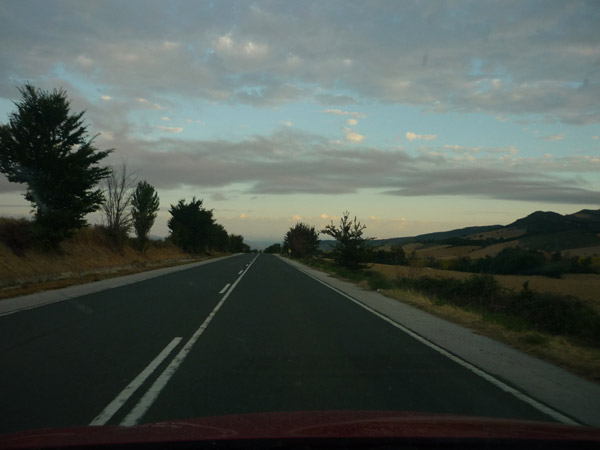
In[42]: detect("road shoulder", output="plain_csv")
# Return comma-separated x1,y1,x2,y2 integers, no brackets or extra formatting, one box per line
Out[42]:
279,256,600,427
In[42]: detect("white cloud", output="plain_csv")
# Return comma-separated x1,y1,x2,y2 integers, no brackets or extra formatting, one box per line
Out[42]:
137,98,164,110
406,132,437,142
347,118,358,126
161,116,171,121
540,133,565,141
281,121,292,127
155,126,183,133
443,145,482,153
323,109,366,119
344,127,365,143
101,95,112,101
292,214,302,221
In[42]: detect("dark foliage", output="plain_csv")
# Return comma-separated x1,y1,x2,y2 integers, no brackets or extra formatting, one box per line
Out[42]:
395,275,600,346
131,181,160,252
167,197,215,253
284,222,320,258
228,234,250,253
370,245,407,265
264,243,282,254
0,84,112,248
321,211,373,270
0,218,33,256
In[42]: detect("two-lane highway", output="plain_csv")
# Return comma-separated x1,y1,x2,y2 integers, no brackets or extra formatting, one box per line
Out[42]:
0,254,564,434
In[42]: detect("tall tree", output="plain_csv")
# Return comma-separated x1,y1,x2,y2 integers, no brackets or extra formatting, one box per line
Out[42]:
167,197,214,253
284,222,320,258
321,211,373,270
228,234,250,253
131,180,160,252
0,84,111,248
101,162,136,246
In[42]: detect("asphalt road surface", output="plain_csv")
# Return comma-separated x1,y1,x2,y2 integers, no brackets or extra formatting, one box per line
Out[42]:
0,253,560,434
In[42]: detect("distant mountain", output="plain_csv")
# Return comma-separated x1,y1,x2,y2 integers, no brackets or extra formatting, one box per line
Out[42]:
507,209,600,251
319,225,502,251
508,210,600,234
319,209,600,253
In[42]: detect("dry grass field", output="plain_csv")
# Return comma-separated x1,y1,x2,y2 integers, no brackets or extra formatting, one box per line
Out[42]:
370,263,600,313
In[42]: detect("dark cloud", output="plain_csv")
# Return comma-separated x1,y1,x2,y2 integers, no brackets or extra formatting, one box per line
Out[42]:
1,1,598,122
93,129,598,204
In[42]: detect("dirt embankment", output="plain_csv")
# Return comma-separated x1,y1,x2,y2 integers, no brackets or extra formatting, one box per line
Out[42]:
0,227,208,300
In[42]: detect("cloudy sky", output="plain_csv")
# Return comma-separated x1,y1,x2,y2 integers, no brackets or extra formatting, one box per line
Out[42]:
1,0,599,245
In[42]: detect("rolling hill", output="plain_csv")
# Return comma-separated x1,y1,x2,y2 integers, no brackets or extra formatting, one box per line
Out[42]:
319,209,600,255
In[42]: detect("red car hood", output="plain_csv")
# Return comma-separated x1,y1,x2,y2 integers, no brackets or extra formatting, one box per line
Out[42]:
1,411,599,448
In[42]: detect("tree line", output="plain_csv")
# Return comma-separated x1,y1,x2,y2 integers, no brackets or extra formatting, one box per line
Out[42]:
0,83,248,254
277,211,374,270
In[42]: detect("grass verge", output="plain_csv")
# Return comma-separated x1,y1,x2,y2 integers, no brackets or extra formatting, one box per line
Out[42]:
0,225,224,300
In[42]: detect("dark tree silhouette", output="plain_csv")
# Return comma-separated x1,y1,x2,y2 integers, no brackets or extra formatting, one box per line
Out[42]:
0,84,111,248
131,180,160,252
167,197,215,253
284,222,320,258
321,211,373,270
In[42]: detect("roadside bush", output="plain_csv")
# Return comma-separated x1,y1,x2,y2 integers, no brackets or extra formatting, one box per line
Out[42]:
0,218,33,256
394,274,600,347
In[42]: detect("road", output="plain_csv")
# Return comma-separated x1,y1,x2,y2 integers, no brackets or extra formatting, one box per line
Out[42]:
0,253,564,434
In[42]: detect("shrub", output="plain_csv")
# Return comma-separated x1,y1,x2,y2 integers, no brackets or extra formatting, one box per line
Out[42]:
0,218,33,256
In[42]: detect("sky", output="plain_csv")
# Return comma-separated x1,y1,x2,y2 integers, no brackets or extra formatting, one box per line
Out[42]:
0,0,599,246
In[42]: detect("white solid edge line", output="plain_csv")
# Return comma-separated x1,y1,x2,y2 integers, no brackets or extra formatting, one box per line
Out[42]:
120,255,259,426
218,283,231,295
290,262,580,426
90,336,182,426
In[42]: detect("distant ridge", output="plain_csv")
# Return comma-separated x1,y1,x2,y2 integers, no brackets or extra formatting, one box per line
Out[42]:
319,209,600,252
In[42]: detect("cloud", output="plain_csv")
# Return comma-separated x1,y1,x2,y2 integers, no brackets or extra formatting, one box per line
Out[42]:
1,2,598,123
281,121,292,127
540,133,565,141
320,213,329,219
323,109,366,119
101,95,112,101
344,127,365,143
78,127,597,205
347,118,358,126
161,117,171,121
593,136,599,140
292,214,302,221
406,132,437,142
155,126,183,133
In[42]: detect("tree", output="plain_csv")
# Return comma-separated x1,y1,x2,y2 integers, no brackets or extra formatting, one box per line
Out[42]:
131,180,160,252
101,162,136,246
284,222,320,258
228,234,250,253
167,197,214,253
390,244,407,265
0,84,112,248
321,211,373,270
211,223,229,252
264,243,282,254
